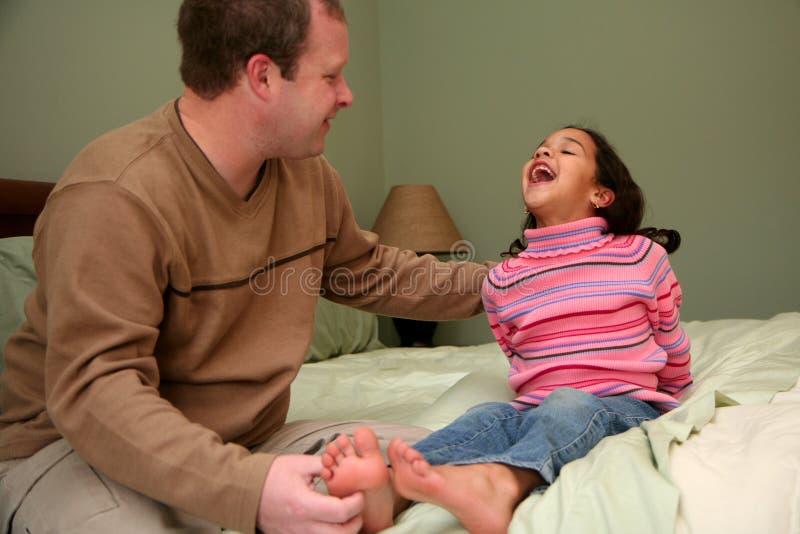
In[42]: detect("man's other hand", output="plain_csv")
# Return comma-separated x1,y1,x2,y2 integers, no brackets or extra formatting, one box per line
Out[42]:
257,454,364,533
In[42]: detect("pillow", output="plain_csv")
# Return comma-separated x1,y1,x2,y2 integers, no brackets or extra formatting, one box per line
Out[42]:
306,298,384,361
0,236,37,377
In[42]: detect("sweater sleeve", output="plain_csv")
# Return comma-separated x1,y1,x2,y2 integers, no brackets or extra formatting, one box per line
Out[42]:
320,170,489,320
651,253,693,398
39,184,271,533
482,274,514,358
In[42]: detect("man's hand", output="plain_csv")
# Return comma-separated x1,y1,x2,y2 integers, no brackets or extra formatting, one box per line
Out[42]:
257,454,364,534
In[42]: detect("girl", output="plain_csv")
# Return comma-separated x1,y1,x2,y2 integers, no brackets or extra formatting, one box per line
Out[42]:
320,126,693,534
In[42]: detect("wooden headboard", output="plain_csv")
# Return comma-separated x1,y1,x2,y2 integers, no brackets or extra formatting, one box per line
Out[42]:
0,178,56,238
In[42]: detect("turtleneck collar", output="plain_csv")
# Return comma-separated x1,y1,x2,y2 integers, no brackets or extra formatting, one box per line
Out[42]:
519,217,613,259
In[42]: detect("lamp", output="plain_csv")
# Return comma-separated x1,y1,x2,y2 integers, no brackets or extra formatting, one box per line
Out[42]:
371,185,464,347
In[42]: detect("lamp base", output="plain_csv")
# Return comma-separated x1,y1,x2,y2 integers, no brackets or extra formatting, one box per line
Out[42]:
392,317,437,347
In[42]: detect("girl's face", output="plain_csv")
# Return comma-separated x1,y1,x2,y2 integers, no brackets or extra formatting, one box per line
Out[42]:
521,128,612,228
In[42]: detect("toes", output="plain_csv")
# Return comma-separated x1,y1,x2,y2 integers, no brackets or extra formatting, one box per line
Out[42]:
321,452,337,469
335,434,358,458
388,439,430,477
410,458,430,477
388,439,407,467
389,438,424,469
353,427,381,457
394,438,410,454
324,441,341,459
320,466,333,481
401,443,420,464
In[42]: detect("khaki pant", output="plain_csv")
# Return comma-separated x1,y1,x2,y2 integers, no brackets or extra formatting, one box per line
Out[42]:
0,420,430,534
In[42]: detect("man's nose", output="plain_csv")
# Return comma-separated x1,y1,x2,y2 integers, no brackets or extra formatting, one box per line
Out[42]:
337,77,354,109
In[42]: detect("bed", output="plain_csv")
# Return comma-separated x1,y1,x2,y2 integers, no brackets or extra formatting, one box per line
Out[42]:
2,178,799,534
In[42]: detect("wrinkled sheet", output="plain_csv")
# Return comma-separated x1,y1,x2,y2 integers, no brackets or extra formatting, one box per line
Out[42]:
287,312,800,534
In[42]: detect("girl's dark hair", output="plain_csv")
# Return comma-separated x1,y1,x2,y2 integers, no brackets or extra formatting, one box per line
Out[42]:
503,125,681,256
177,0,345,99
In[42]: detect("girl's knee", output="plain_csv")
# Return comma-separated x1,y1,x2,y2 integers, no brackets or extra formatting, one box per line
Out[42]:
464,401,515,418
451,402,519,431
540,388,603,417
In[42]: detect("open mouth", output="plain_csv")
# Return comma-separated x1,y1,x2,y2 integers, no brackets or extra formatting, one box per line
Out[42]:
530,163,555,184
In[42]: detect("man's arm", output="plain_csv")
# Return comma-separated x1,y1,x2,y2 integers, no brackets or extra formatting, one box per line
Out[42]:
40,184,272,532
319,173,490,320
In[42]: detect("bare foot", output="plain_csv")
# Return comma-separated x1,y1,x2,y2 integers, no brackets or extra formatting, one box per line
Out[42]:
321,427,395,533
387,439,542,534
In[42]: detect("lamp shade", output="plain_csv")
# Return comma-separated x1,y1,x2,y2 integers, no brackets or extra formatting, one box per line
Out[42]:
371,185,463,254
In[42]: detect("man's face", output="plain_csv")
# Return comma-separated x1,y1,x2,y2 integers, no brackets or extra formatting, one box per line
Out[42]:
270,2,353,159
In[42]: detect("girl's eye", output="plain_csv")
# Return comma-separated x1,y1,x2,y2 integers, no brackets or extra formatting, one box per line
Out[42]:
561,150,575,155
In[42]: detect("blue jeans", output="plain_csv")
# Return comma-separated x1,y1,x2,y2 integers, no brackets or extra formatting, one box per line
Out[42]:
412,387,659,484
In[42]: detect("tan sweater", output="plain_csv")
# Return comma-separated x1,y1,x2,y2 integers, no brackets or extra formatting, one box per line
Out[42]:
0,101,487,532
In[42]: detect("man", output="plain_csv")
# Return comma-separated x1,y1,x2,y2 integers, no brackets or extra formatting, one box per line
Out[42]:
0,1,487,532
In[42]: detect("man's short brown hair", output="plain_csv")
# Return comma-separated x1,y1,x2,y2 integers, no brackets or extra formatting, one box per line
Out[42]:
177,0,345,99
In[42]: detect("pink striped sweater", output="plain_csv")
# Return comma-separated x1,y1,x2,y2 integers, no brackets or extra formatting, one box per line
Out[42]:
483,217,692,412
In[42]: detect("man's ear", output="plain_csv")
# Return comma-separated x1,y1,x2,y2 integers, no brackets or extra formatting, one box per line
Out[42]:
246,54,272,99
593,187,615,209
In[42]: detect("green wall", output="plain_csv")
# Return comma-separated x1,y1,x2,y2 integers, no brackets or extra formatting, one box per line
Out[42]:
2,1,798,346
0,0,384,228
0,1,183,182
378,0,800,345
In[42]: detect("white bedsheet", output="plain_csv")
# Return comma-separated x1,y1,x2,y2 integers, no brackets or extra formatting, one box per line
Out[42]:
672,376,800,534
287,312,800,533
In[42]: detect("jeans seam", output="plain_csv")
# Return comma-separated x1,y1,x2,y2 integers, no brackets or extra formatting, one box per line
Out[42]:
422,408,521,456
449,455,545,474
541,405,653,474
536,407,610,477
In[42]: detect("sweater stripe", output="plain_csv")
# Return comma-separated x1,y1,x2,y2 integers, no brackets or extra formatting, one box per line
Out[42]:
487,239,652,288
168,238,336,297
